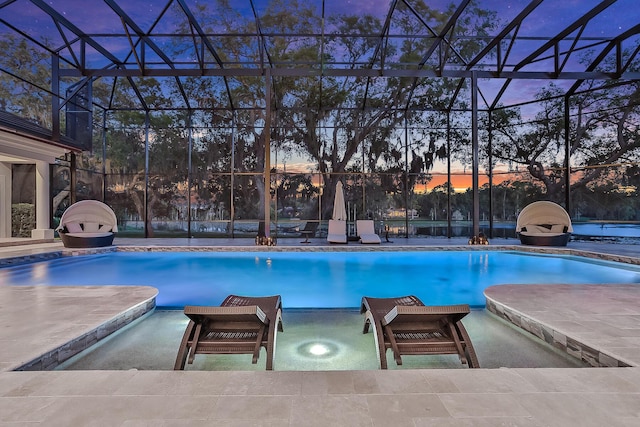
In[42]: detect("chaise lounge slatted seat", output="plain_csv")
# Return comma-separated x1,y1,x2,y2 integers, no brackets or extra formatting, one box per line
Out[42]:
361,295,479,369
56,200,118,248
174,294,283,370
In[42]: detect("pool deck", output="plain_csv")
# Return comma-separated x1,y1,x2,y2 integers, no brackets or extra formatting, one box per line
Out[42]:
1,237,640,425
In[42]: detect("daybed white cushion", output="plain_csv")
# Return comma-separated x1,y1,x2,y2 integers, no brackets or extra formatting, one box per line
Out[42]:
66,222,83,233
83,222,100,232
520,231,566,237
65,232,113,238
522,224,568,234
522,224,548,233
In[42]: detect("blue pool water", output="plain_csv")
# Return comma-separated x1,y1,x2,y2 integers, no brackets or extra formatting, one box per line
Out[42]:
1,251,639,308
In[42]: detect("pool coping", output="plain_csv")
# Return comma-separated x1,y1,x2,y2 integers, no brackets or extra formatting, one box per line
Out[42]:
485,290,635,368
4,286,157,372
83,243,640,264
2,243,639,267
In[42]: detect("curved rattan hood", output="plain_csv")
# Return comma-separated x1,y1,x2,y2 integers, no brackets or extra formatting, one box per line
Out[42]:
56,200,118,233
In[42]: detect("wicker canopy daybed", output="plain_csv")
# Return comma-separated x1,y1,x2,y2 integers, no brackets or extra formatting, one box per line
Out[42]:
516,201,573,246
56,200,118,248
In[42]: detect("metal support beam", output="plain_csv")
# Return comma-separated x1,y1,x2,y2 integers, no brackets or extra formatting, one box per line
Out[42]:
57,66,634,81
487,110,494,238
446,112,452,239
31,0,124,67
231,111,236,237
102,110,107,201
404,113,409,238
564,96,571,213
187,112,193,238
51,54,60,141
466,0,543,68
264,68,272,238
144,111,150,238
471,72,479,238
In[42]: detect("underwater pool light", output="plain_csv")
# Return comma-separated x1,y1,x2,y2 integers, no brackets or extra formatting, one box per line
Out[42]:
308,344,329,356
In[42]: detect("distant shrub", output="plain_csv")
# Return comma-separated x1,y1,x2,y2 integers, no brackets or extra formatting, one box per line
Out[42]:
11,203,35,237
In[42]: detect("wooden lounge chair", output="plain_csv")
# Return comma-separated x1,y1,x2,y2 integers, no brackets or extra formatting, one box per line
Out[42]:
174,294,283,370
361,295,479,369
356,220,381,244
299,221,318,243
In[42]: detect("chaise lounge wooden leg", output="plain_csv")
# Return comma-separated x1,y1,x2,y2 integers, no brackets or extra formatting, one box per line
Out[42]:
174,321,196,370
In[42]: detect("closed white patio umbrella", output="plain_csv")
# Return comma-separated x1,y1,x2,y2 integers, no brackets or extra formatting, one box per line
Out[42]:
332,181,348,221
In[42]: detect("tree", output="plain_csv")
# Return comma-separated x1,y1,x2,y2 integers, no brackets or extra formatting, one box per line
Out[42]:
99,76,191,235
570,78,640,197
489,85,566,201
95,0,498,226
488,50,640,214
273,1,498,218
0,34,51,128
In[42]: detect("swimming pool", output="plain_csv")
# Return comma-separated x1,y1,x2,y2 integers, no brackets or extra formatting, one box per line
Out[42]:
2,250,639,308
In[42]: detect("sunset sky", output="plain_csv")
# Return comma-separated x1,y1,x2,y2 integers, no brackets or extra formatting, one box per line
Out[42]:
276,158,523,193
